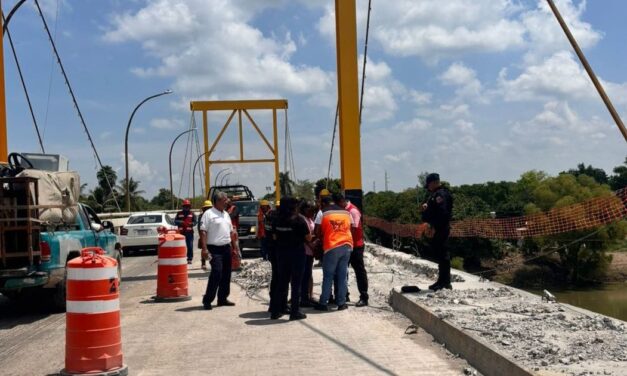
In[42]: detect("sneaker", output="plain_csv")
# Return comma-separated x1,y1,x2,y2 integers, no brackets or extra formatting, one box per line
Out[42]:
428,282,441,291
289,312,307,321
337,304,348,311
187,260,192,265
217,300,236,307
314,303,329,311
355,299,368,307
328,296,336,305
270,312,283,320
203,303,212,310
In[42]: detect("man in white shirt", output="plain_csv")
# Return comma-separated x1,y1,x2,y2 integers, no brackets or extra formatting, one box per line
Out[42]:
200,191,236,310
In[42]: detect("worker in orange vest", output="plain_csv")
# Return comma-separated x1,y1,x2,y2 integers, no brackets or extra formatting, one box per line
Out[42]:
175,199,197,265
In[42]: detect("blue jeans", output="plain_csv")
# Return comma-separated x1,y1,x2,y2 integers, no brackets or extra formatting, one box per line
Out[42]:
184,233,194,261
260,238,269,261
320,244,352,306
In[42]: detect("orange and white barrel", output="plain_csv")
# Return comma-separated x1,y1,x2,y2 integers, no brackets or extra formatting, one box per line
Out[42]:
155,233,191,302
62,247,128,376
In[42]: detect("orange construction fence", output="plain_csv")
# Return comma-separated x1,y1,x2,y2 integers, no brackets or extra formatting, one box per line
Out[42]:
364,187,627,240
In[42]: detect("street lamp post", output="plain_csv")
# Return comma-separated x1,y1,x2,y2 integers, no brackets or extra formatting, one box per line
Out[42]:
220,173,232,186
124,90,172,212
169,128,195,210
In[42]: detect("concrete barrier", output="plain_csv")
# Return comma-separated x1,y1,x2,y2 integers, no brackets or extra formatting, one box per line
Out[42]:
390,288,534,376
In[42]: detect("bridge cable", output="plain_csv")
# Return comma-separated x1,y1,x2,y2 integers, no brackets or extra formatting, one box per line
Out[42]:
42,0,61,142
2,12,45,153
34,0,121,211
326,0,373,189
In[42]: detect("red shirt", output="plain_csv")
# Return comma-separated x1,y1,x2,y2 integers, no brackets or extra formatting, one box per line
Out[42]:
346,202,364,247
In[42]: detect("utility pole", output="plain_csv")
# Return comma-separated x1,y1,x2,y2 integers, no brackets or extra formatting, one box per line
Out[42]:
372,181,376,193
0,0,8,163
384,171,389,191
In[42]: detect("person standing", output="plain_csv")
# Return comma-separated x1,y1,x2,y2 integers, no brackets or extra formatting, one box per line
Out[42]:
198,200,213,271
257,200,271,261
265,201,282,313
299,201,317,307
421,173,454,291
315,196,353,311
175,199,197,265
335,193,369,307
270,197,311,320
200,192,236,310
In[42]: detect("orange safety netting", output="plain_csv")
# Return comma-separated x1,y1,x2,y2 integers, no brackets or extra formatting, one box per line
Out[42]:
364,187,627,239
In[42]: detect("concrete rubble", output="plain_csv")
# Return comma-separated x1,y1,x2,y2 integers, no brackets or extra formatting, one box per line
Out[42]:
234,245,626,376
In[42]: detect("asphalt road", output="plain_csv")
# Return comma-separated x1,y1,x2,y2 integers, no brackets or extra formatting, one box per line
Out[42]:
0,251,469,376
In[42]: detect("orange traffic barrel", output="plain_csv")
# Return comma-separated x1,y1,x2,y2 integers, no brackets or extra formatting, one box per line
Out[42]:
62,247,128,376
155,232,192,302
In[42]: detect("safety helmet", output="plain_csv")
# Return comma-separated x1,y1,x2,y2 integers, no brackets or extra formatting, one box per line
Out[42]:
320,188,331,197
202,200,213,208
260,199,270,206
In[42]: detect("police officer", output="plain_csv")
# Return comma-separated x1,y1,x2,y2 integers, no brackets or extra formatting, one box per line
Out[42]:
421,173,453,291
270,197,311,321
265,201,283,313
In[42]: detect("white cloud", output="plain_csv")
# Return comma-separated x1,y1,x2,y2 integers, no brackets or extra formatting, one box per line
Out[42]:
123,153,157,183
520,0,602,63
393,118,432,133
150,118,185,130
104,0,333,100
370,0,526,61
439,62,486,102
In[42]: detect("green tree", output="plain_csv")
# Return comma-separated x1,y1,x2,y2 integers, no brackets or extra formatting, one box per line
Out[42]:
117,178,146,211
96,165,118,198
565,163,609,185
150,189,177,209
609,156,627,190
293,179,315,201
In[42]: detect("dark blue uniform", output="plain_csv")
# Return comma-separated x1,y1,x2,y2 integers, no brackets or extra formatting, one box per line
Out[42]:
422,186,453,287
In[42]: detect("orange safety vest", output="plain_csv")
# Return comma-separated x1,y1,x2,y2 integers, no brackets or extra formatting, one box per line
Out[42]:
320,205,353,252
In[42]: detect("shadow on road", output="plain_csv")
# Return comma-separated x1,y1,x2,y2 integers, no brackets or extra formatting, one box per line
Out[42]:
0,294,60,330
122,272,208,283
176,306,206,312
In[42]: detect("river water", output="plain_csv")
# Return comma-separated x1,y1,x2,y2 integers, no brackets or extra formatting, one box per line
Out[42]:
530,284,627,322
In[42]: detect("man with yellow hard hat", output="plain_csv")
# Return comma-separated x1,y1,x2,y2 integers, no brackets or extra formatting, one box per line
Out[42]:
198,200,213,270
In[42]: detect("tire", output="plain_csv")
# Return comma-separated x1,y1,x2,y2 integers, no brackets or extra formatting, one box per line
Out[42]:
50,273,67,312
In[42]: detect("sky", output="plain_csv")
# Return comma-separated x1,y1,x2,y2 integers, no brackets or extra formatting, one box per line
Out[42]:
3,0,627,199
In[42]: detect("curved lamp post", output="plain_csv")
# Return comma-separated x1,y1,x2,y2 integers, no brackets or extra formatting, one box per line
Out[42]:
169,128,195,210
124,90,172,212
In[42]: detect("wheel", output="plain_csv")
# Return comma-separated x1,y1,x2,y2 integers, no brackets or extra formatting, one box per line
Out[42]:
50,273,67,312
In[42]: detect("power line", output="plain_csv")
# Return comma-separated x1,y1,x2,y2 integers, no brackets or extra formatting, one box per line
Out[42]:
42,0,60,143
34,0,120,211
326,102,339,189
2,13,45,152
359,0,373,125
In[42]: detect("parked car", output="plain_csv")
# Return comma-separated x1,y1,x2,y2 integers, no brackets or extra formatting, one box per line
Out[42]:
120,213,177,254
233,200,261,250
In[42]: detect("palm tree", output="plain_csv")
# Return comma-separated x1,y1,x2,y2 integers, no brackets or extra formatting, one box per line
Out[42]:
117,178,145,211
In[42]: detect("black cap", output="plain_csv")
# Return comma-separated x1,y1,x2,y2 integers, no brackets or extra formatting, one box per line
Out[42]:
425,173,440,188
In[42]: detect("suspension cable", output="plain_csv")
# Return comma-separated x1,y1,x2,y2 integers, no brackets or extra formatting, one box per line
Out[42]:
2,13,45,152
359,0,373,124
42,0,61,142
34,0,121,211
326,102,339,189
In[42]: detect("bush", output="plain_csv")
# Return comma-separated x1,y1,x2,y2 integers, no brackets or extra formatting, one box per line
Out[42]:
511,265,556,289
451,257,464,271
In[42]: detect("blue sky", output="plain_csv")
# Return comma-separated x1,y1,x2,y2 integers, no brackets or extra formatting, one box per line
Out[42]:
3,0,627,199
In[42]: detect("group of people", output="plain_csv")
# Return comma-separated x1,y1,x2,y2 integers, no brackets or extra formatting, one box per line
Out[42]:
175,171,453,318
254,189,370,321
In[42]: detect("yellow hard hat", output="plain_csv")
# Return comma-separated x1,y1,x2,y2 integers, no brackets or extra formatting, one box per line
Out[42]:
260,199,270,206
320,188,331,197
202,200,213,208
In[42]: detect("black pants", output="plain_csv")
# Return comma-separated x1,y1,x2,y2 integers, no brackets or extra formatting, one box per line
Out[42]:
349,246,369,301
268,247,279,308
271,248,306,315
301,255,314,302
432,228,451,285
203,244,232,305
